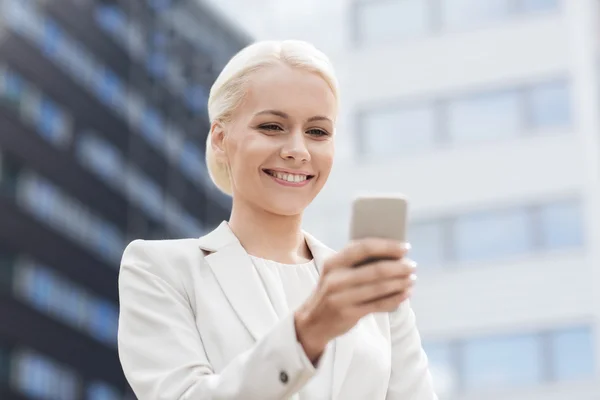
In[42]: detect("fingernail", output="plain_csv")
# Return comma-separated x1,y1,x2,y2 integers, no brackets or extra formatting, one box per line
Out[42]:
409,260,418,269
402,242,412,251
410,274,418,282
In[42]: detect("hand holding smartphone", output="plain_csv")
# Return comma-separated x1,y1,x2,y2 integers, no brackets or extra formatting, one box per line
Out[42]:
349,194,408,267
294,194,414,355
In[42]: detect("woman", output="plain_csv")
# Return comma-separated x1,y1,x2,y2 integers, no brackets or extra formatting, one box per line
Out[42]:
118,40,437,400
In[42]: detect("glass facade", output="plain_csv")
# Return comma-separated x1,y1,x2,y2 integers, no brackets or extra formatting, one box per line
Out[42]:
13,259,118,346
424,324,595,394
0,0,243,397
409,199,583,267
358,80,571,158
353,0,561,45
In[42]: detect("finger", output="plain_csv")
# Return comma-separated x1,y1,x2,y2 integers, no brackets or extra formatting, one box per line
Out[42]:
359,289,412,315
331,275,415,306
358,258,416,283
321,258,415,293
335,258,417,288
324,238,410,272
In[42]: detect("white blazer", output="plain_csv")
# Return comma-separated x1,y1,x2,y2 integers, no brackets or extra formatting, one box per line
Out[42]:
118,221,437,400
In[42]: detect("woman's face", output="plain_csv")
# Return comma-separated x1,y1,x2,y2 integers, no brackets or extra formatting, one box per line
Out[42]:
214,63,336,216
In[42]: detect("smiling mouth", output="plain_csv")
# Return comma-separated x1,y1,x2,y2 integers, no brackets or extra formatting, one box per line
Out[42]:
263,169,315,184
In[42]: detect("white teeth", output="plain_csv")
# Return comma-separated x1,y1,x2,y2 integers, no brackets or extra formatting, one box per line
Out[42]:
272,172,308,183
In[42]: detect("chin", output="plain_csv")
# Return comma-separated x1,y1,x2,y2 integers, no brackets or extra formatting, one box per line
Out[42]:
267,203,308,217
263,196,312,217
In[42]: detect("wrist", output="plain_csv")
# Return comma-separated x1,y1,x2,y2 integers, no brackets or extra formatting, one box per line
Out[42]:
294,309,327,365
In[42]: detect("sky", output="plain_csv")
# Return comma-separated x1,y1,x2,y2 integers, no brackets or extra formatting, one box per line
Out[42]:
203,0,340,41
204,0,297,39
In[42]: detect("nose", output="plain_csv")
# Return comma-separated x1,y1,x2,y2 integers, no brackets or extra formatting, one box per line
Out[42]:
280,131,311,163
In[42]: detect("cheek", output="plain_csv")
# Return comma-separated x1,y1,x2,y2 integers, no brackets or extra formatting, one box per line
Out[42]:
227,133,268,175
313,143,335,172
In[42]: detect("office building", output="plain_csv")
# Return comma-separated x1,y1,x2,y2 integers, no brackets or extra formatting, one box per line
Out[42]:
0,0,247,398
298,0,600,399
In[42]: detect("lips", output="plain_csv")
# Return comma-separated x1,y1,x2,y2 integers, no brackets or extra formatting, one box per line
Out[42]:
263,169,315,184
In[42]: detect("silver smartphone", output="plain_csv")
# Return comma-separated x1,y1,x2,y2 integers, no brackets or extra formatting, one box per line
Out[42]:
349,194,408,267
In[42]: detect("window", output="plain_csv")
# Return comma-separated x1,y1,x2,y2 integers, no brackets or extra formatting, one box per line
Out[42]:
125,93,144,128
140,107,165,148
447,89,521,143
151,30,168,48
186,85,208,113
17,172,57,222
520,0,559,13
354,0,431,44
58,38,96,88
16,173,124,264
408,221,445,267
360,105,437,158
0,68,25,107
7,6,186,157
0,67,72,148
538,200,583,250
61,200,93,244
14,260,51,313
3,0,44,43
149,0,173,11
41,19,64,59
37,97,72,148
528,81,571,129
14,260,118,344
453,208,533,262
21,86,42,126
13,349,80,400
95,68,125,110
61,282,90,331
90,217,125,264
87,381,121,400
550,326,595,381
180,142,207,186
165,126,184,163
462,334,543,389
125,167,164,219
95,4,127,36
76,133,125,189
442,0,513,28
124,23,147,60
88,300,119,345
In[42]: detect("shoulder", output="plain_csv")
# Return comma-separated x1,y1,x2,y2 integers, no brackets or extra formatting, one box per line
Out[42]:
122,237,200,263
120,238,204,283
122,237,199,256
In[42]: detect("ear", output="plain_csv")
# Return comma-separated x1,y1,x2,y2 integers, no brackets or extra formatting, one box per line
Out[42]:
210,121,227,163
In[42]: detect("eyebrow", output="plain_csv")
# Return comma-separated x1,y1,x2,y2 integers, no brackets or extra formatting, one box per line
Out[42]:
254,110,332,123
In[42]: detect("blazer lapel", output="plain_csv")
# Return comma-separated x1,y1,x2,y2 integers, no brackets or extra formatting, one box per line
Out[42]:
198,222,279,341
304,233,356,400
199,224,356,399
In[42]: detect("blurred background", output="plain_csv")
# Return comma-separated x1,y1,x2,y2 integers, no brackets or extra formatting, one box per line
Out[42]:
0,0,598,400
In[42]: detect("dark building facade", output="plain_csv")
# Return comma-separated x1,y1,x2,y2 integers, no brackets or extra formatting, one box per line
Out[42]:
0,0,247,398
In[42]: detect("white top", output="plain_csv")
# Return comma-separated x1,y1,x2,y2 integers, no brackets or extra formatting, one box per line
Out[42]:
250,256,334,400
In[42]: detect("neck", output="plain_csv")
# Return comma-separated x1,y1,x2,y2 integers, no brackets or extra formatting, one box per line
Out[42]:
228,199,311,264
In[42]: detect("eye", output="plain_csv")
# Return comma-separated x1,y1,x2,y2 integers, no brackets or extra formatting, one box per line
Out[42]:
307,128,329,137
259,124,283,131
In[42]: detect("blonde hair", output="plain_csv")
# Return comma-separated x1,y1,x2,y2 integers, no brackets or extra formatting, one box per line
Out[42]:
205,40,339,196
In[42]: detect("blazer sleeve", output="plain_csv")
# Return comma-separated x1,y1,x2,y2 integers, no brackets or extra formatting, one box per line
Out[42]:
117,240,317,400
386,301,438,400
